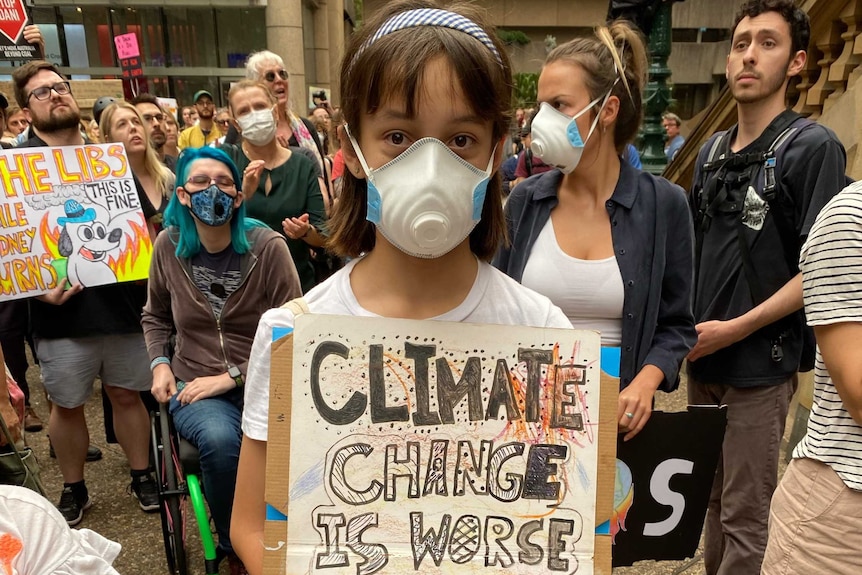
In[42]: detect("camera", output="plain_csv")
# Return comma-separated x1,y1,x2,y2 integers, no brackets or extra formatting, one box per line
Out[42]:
313,90,327,102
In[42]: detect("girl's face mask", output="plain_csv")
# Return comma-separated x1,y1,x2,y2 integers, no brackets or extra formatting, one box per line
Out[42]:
345,125,494,259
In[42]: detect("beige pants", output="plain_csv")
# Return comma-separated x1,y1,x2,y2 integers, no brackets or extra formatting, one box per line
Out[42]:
762,457,862,574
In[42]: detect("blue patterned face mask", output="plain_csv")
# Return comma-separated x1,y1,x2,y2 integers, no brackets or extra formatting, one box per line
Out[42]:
189,185,235,227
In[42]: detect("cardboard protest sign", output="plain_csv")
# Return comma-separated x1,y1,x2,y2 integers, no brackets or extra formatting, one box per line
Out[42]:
0,0,38,61
264,315,619,575
612,406,726,566
0,144,152,301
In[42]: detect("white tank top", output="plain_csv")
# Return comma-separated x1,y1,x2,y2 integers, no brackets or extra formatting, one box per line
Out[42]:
521,218,624,346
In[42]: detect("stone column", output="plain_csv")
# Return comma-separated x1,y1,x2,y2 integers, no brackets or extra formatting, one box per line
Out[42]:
266,0,306,115
311,2,331,113
327,0,346,106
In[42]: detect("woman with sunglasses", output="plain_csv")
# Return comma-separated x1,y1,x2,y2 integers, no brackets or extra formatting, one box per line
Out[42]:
243,50,326,175
212,107,231,147
143,147,300,574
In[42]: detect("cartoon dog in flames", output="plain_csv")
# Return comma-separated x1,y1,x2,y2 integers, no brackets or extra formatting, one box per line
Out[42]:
57,199,122,287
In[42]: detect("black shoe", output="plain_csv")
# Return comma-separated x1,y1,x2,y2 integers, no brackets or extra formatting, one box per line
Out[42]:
57,486,92,526
49,442,103,462
130,474,160,512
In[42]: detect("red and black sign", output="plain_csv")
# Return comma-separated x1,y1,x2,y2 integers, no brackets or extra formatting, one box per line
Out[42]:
0,0,39,61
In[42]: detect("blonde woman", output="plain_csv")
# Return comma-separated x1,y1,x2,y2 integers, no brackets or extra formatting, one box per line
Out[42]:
100,102,175,237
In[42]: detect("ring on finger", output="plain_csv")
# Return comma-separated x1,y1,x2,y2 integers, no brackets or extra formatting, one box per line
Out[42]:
624,412,634,419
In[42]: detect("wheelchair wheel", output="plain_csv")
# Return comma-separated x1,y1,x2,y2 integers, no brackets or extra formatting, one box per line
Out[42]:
151,408,188,575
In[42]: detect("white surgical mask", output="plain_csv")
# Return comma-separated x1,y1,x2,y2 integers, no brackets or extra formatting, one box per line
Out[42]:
529,93,609,174
346,126,494,259
237,107,276,146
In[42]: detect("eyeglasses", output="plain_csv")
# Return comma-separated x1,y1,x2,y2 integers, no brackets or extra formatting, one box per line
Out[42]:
263,69,288,82
215,119,230,126
142,113,165,123
185,174,236,191
28,82,72,102
196,100,214,107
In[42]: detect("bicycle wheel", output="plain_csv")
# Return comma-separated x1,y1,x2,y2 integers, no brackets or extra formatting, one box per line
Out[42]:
152,408,189,575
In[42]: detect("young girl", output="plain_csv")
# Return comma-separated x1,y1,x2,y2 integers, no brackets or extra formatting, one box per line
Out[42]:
494,22,697,440
230,1,571,572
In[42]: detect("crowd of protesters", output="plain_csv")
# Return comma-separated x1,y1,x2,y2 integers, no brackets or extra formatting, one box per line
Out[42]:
1,1,860,575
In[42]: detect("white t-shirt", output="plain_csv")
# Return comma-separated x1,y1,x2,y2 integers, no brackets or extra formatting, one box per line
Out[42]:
0,485,121,575
794,184,862,490
242,258,572,440
522,218,624,346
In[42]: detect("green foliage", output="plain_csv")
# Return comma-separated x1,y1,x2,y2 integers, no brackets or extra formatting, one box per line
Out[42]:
513,73,539,108
354,0,363,28
498,29,531,46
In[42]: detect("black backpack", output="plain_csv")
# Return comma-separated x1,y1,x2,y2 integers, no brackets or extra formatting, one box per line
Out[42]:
693,112,847,372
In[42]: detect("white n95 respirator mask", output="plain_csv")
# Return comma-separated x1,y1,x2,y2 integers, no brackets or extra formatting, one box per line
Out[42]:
529,94,608,174
345,126,494,259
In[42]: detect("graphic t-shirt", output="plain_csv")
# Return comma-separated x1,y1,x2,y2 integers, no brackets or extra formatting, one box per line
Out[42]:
689,112,847,386
191,245,242,318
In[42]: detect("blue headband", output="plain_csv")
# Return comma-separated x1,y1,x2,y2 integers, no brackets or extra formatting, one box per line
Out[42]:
356,8,503,67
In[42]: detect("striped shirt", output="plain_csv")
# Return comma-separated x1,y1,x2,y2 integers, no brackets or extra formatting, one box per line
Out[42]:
794,182,862,491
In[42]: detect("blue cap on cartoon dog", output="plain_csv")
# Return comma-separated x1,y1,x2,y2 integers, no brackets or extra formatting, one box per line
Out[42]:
57,199,96,225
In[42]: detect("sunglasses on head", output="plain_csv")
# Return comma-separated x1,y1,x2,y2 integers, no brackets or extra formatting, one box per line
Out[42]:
264,69,288,82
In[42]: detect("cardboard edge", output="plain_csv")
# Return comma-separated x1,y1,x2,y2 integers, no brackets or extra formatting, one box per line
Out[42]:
595,372,619,574
263,334,294,575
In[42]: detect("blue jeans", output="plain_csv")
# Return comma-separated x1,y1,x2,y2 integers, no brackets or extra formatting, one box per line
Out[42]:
169,387,243,553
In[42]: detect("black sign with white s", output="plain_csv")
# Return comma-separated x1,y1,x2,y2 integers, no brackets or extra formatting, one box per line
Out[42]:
612,406,727,567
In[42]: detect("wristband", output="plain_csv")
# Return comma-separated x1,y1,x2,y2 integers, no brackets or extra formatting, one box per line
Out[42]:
150,356,170,371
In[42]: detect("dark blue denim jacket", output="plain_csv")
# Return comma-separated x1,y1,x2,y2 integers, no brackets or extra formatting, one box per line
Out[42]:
493,162,697,391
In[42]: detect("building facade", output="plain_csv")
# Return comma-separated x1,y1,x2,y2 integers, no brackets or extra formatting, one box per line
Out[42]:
9,0,738,122
10,0,356,114
364,0,740,122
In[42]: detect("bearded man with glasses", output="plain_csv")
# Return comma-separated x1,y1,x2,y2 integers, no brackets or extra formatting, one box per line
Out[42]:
10,60,160,525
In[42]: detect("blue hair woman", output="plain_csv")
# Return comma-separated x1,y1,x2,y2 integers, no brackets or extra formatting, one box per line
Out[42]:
141,147,301,572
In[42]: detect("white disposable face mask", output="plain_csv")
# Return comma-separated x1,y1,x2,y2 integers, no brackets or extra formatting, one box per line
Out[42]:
529,93,609,174
345,126,494,259
237,107,277,146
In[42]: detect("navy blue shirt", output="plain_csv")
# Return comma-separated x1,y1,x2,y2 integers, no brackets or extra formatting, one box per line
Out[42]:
494,161,696,391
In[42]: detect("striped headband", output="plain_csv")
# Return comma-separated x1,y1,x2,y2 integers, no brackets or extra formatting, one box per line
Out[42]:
355,8,503,67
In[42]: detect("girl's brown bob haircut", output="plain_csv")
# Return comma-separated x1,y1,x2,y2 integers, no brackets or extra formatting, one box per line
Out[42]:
327,0,513,261
546,20,648,154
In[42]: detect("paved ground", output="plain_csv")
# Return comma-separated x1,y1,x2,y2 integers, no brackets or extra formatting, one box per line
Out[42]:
20,360,797,575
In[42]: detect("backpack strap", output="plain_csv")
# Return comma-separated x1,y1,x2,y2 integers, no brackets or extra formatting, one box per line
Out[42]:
281,297,310,316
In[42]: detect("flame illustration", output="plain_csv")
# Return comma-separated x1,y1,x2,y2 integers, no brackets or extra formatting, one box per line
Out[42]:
39,212,62,260
0,533,23,575
108,215,152,281
39,211,152,283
